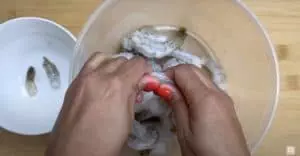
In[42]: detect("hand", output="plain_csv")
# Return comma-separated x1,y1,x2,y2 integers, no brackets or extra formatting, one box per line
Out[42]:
165,64,250,156
46,52,151,156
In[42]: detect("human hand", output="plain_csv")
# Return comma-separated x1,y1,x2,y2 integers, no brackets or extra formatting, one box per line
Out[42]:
46,52,151,156
165,64,250,156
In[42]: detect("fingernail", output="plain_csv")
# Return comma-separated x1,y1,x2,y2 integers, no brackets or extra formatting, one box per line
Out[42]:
144,81,160,92
154,84,174,102
141,75,160,92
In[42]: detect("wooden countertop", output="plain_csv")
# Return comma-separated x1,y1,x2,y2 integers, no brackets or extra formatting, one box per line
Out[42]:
1,0,299,156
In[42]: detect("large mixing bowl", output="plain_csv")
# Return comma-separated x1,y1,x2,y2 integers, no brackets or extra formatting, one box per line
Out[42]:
70,0,279,154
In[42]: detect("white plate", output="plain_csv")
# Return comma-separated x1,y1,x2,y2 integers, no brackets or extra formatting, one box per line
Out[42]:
0,17,76,135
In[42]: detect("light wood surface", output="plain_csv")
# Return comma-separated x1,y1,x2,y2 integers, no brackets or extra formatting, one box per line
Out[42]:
0,0,299,156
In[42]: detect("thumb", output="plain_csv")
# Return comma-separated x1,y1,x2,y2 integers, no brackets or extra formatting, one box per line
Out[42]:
165,84,191,140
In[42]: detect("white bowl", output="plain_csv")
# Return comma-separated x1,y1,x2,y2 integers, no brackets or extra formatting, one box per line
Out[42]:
0,17,76,135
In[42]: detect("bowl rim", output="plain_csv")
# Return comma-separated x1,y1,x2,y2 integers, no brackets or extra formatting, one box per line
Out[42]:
73,0,280,153
235,0,280,153
0,17,76,43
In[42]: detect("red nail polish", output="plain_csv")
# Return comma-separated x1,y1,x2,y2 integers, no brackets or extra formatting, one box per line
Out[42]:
143,81,160,92
155,84,173,101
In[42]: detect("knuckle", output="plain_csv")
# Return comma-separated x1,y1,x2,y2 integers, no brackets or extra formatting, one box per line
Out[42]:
115,57,128,63
79,74,95,86
132,56,147,66
83,63,96,72
84,62,95,71
109,76,123,89
85,52,106,68
78,72,101,86
87,51,103,61
90,51,106,60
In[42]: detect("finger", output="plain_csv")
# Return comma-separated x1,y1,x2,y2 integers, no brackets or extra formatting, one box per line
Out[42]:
166,64,216,89
80,52,109,75
150,83,175,102
144,81,190,135
190,66,219,91
117,56,152,93
99,57,128,73
161,84,190,140
202,65,213,79
154,84,174,102
128,91,139,119
164,64,210,101
139,75,160,92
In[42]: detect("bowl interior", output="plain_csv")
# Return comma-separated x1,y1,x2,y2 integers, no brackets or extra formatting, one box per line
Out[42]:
72,0,278,153
0,18,76,135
